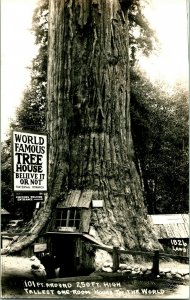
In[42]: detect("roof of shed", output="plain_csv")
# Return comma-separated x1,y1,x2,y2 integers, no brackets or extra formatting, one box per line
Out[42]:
148,214,189,239
57,190,93,209
46,232,108,247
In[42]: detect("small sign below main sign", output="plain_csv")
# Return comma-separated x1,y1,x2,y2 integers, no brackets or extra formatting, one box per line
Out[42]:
36,202,40,209
92,200,104,208
15,194,44,201
34,243,47,253
58,227,76,232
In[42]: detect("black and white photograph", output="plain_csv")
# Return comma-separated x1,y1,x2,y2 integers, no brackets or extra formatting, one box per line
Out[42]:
1,0,189,298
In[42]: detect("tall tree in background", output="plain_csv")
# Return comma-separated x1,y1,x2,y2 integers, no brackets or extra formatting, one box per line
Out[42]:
16,0,48,131
130,71,188,214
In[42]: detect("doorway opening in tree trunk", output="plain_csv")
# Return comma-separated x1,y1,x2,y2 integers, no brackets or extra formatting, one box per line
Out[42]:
53,235,76,277
49,233,95,277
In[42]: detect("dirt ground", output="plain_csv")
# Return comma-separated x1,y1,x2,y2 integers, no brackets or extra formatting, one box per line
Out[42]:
1,255,35,279
1,255,189,299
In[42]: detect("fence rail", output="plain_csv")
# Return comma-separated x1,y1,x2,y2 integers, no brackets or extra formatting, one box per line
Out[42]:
92,244,189,275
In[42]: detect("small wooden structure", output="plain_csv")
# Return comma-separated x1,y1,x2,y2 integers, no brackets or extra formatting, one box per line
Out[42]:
45,189,104,277
46,232,103,277
148,214,189,257
55,189,94,233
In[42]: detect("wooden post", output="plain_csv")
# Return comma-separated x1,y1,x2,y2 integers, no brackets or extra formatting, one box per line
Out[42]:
152,249,160,276
112,247,120,272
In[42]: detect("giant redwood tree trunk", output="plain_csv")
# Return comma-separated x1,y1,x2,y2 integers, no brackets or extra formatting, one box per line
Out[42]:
46,0,160,250
3,0,160,254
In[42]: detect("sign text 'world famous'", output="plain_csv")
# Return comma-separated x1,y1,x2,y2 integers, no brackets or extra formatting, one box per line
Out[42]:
13,131,47,192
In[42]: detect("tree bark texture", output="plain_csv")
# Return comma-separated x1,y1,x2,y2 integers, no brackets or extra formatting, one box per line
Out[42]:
3,0,161,254
46,0,160,251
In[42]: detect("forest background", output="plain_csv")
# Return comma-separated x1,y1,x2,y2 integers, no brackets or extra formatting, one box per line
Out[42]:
1,0,189,222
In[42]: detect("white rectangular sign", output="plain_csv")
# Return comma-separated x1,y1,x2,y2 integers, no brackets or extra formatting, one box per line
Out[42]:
13,131,48,192
34,243,47,253
58,227,76,232
92,200,104,208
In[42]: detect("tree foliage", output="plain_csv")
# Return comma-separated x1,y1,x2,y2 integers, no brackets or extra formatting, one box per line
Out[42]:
1,0,48,216
130,70,188,214
1,0,188,219
1,137,12,211
128,0,158,65
16,0,48,132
